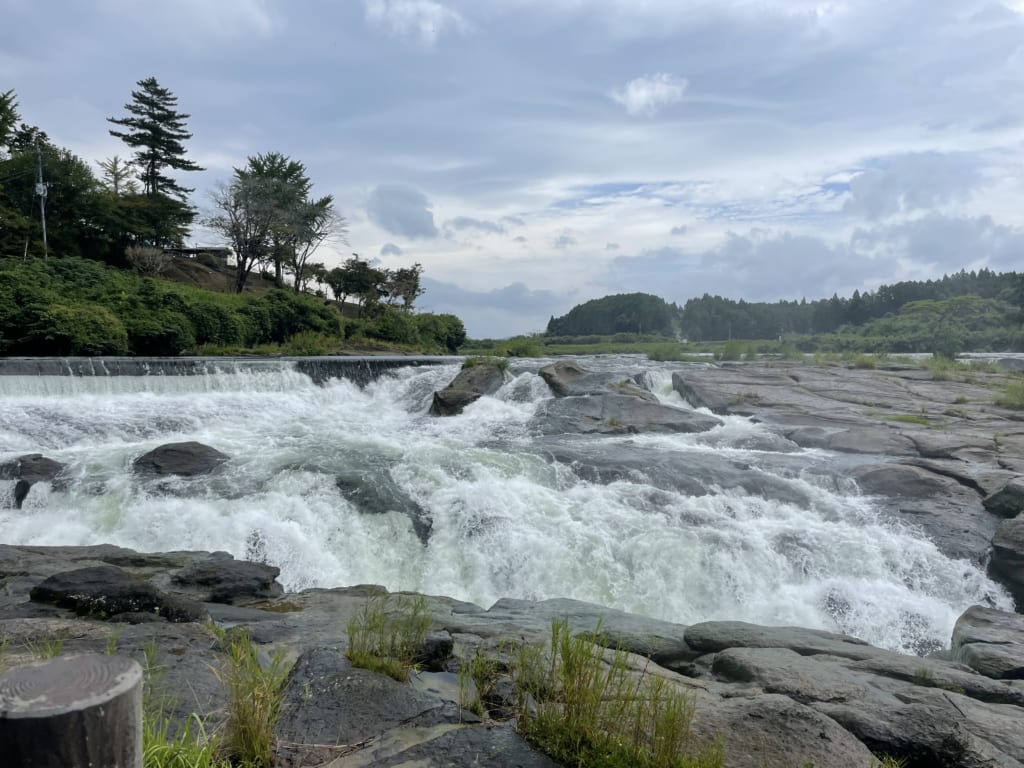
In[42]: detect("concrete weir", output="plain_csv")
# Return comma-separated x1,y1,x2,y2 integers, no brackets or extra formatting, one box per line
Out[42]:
0,355,455,386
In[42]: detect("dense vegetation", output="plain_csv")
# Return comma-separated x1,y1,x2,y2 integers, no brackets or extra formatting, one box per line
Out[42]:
0,258,465,356
541,271,1024,356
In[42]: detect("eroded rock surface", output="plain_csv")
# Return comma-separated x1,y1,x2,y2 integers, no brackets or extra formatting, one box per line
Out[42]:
430,363,506,416
133,441,229,477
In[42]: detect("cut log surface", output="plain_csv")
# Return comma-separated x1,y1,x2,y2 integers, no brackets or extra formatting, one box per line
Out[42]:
0,653,143,768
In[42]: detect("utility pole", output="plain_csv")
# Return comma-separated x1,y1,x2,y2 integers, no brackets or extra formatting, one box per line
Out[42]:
34,136,48,259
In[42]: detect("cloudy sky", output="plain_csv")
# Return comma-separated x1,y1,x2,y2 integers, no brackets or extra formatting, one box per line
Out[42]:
3,0,1024,336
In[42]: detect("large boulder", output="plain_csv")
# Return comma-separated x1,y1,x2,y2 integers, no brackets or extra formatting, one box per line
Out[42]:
171,551,283,604
539,361,656,400
29,565,208,622
132,441,229,477
532,394,722,435
953,606,1024,680
0,453,67,509
336,464,433,544
991,517,1024,596
984,479,1024,518
430,364,506,416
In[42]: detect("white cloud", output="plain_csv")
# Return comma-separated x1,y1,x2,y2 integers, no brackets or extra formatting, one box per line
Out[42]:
610,73,688,117
364,0,469,46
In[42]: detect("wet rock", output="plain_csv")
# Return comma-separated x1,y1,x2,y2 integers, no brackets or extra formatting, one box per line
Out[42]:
336,464,433,544
533,394,722,435
539,361,656,400
29,565,208,622
984,478,1024,518
132,441,229,477
952,606,1024,680
991,517,1024,596
418,629,455,671
0,453,67,509
171,551,283,604
275,647,467,768
430,363,506,416
688,692,876,768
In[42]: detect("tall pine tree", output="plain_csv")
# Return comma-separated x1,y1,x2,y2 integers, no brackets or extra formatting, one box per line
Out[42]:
107,77,203,246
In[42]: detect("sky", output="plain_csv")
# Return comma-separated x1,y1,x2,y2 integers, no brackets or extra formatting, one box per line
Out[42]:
2,0,1024,337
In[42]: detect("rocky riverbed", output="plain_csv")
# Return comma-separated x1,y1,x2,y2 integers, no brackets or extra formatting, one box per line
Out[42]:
2,358,1024,766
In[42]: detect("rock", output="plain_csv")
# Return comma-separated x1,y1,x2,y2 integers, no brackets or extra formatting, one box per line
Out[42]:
684,620,880,661
671,371,736,412
688,692,876,768
846,462,999,562
539,361,657,400
171,551,283,604
952,606,1024,680
29,565,208,622
336,466,432,544
991,517,1024,596
984,478,1024,518
430,363,506,416
274,647,467,768
418,629,454,671
0,454,66,509
532,394,722,435
132,441,229,477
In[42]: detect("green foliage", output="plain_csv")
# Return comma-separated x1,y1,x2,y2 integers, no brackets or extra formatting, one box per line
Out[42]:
279,330,339,356
416,312,466,353
459,648,502,718
548,293,679,337
345,594,431,682
17,303,130,355
883,414,932,426
214,627,290,768
996,379,1024,409
717,339,744,361
365,304,420,345
144,713,230,768
462,355,509,371
500,336,543,357
514,620,724,768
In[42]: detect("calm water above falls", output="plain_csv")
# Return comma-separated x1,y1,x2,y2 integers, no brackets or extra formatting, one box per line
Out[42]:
0,357,1011,655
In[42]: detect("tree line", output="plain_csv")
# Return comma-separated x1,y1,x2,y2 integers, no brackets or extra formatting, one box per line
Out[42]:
0,79,429,313
547,269,1023,344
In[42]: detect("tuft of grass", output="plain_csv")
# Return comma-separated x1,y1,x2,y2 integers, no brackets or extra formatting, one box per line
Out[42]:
106,626,125,656
214,627,291,768
346,594,431,682
872,758,908,768
25,634,66,660
459,648,502,718
996,379,1024,410
144,712,230,768
883,414,932,426
513,619,724,768
462,355,509,371
280,330,341,356
852,354,877,369
0,634,8,673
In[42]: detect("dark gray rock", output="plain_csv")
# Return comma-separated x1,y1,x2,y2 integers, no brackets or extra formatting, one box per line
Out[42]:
533,394,722,435
952,606,1024,680
132,441,229,477
336,465,432,544
275,647,467,768
171,551,283,604
418,629,454,671
986,479,1024,518
539,361,657,400
671,370,736,412
991,517,1024,595
29,565,208,622
688,692,875,768
430,364,506,416
685,620,880,661
0,453,67,509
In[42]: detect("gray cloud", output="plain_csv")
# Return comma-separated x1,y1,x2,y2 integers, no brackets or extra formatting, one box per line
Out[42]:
605,242,620,250
553,232,577,249
380,242,404,256
843,152,988,221
366,184,439,239
446,216,505,234
670,225,688,235
513,235,528,243
420,277,574,337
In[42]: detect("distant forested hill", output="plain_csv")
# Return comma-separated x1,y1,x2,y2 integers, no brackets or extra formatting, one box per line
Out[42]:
546,293,679,337
546,270,1023,345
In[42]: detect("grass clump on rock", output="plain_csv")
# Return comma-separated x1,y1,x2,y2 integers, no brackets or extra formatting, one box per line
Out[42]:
345,593,431,682
513,619,725,768
996,378,1024,410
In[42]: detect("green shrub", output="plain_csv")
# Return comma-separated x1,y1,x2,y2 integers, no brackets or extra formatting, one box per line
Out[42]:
365,305,420,345
20,303,130,356
502,337,543,357
126,310,196,356
280,331,339,356
416,312,467,353
514,620,724,768
185,302,246,347
462,355,509,371
996,379,1024,409
718,339,744,362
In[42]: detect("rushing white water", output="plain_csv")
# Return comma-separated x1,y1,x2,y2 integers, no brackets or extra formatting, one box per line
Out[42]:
0,358,1011,655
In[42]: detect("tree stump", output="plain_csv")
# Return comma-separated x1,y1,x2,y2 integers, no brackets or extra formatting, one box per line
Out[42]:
0,653,143,768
